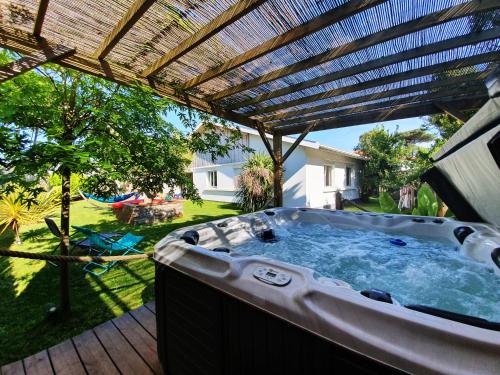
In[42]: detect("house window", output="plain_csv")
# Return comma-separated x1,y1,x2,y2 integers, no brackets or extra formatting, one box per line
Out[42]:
324,165,333,188
208,171,218,188
345,167,352,187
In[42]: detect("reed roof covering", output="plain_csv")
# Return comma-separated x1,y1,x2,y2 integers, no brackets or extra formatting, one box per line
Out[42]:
0,0,499,135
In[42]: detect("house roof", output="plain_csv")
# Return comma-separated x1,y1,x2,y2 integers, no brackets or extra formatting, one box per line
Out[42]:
1,1,498,135
195,122,365,160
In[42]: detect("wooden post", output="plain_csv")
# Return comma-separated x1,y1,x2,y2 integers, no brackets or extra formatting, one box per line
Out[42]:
273,134,283,207
60,166,71,314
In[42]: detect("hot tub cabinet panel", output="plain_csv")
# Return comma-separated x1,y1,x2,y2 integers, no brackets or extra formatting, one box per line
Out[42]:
155,264,403,375
154,208,500,375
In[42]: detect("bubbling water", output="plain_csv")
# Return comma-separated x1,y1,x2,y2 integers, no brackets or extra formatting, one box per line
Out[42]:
233,222,500,322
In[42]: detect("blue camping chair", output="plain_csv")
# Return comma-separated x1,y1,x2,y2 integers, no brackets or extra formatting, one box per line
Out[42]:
72,226,144,276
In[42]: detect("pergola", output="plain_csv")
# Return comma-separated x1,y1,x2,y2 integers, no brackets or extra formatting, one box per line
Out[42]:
1,0,499,206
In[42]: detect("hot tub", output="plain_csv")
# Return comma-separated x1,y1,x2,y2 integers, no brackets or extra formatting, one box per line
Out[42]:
154,208,500,375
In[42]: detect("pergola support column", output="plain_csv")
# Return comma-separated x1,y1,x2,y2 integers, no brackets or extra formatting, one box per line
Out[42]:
256,124,314,207
272,134,283,208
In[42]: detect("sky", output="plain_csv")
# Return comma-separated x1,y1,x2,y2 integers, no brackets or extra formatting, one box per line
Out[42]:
165,110,428,152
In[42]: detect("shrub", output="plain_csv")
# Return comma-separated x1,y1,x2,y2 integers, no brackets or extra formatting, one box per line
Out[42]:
0,189,60,244
379,191,400,214
236,154,274,212
412,184,438,217
378,183,439,216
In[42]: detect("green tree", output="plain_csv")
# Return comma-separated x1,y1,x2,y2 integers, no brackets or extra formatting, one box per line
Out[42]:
0,49,244,313
236,153,274,212
355,126,436,197
354,126,408,196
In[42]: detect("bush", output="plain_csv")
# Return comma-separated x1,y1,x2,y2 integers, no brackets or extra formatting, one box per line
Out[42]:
378,183,439,216
412,184,438,217
236,154,273,213
379,191,400,214
0,189,60,244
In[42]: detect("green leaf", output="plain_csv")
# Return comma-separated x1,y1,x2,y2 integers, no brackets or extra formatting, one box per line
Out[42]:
415,184,438,216
379,191,400,214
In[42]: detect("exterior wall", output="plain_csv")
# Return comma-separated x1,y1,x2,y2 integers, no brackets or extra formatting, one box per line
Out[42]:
305,148,362,209
191,133,250,168
192,130,362,208
282,142,307,207
193,163,241,203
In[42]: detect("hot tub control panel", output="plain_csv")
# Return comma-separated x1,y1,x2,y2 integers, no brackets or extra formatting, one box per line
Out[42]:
253,266,291,286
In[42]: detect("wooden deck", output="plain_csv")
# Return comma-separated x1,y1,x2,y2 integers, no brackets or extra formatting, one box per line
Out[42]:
1,302,161,375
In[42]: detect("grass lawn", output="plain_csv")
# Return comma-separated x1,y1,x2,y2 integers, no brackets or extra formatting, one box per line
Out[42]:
0,199,241,366
344,197,384,213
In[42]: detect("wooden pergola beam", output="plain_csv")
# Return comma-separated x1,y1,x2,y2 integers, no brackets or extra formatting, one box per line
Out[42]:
0,26,259,130
141,0,267,77
273,91,487,130
33,0,50,37
282,123,315,163
256,123,277,164
0,44,74,83
245,52,499,117
206,0,499,102
275,97,487,135
261,73,487,123
229,27,500,110
93,0,156,60
434,102,470,122
182,0,386,90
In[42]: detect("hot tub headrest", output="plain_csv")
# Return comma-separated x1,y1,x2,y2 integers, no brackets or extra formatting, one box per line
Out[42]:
258,228,278,242
361,289,393,304
180,230,199,245
453,226,474,244
491,248,500,269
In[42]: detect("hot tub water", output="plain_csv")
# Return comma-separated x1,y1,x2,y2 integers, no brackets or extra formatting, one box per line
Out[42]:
233,222,500,321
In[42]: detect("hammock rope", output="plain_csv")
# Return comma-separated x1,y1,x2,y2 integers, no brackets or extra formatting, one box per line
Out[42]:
0,249,152,263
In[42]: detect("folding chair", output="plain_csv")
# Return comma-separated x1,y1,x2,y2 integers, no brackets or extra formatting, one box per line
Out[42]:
72,226,144,276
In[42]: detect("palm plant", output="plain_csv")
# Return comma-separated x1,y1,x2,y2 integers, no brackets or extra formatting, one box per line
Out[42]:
236,154,274,213
0,189,60,244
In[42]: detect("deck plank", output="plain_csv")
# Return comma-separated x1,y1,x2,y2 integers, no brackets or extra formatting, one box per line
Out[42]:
23,350,53,375
113,312,162,374
72,330,119,375
47,340,86,375
129,305,157,338
1,360,25,375
93,320,154,375
2,302,158,374
145,301,156,313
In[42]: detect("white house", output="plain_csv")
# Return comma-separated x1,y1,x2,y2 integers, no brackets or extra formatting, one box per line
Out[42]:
191,125,364,208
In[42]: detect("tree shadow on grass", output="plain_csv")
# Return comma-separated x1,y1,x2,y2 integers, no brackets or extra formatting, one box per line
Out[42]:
0,257,124,365
0,202,240,366
0,244,153,366
0,231,17,365
22,227,52,243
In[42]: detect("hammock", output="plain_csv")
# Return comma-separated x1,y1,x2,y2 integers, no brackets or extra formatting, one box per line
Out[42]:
80,191,140,203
